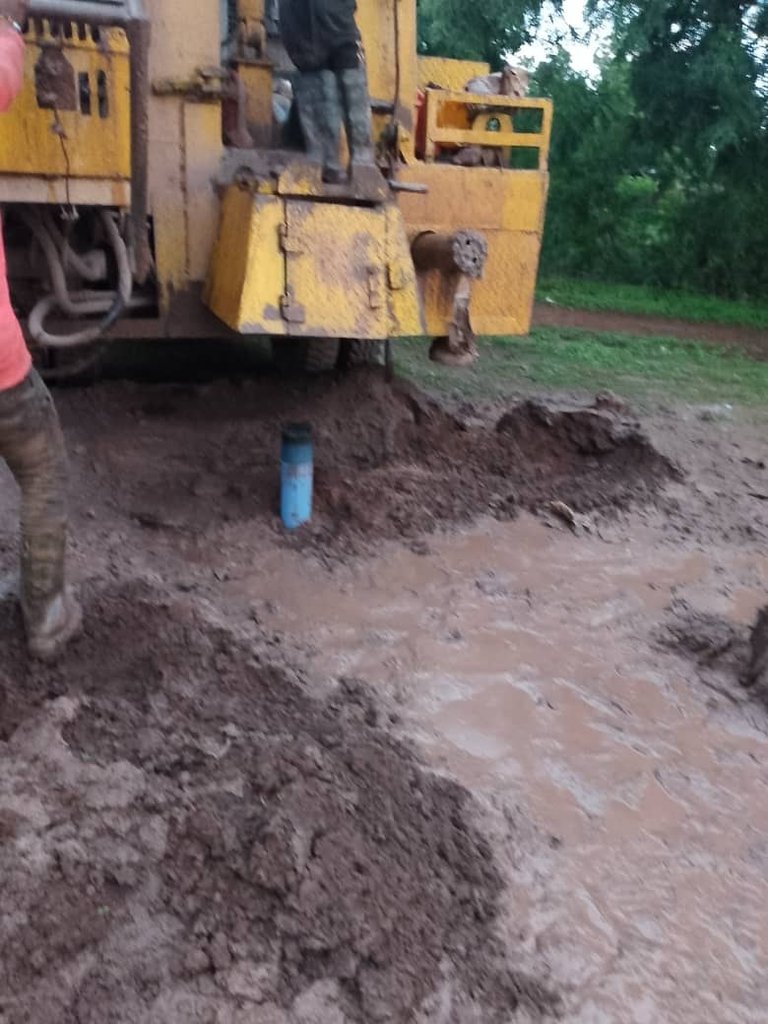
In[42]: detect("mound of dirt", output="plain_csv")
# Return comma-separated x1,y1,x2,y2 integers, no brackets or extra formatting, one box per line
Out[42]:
52,371,678,559
658,600,743,665
0,584,557,1024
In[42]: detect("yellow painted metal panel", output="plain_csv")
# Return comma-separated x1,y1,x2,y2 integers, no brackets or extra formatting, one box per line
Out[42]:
0,24,130,180
397,164,547,233
284,202,389,339
396,162,549,337
417,56,490,92
417,230,541,338
356,0,418,162
385,205,425,337
184,104,225,282
205,189,286,335
145,0,223,311
472,230,542,335
146,0,221,76
148,99,188,303
0,175,129,206
237,61,274,142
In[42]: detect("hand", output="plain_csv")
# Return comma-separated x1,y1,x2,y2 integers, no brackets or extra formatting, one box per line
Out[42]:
0,1,28,25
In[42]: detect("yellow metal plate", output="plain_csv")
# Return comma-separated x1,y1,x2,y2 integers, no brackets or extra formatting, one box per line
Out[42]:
205,189,286,335
396,163,549,337
0,23,130,182
283,201,390,339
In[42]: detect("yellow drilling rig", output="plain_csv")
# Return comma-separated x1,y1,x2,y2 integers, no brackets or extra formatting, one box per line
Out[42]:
0,0,552,373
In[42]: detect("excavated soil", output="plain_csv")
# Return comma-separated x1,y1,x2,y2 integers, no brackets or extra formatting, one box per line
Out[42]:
0,581,556,1024
0,370,711,1023
52,370,677,559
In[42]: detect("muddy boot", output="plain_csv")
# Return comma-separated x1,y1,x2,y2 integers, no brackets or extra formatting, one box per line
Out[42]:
338,67,376,168
25,587,82,662
0,369,81,660
294,71,344,184
294,71,327,166
318,70,346,184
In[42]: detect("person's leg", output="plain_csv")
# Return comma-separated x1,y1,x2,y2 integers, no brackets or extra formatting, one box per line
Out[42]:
333,39,377,171
293,68,345,183
0,368,80,659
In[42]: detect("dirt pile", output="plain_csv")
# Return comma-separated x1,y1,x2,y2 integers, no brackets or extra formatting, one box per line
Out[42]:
51,370,678,559
655,600,758,705
0,583,557,1024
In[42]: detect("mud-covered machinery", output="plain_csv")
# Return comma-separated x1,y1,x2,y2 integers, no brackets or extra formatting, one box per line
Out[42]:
0,0,552,372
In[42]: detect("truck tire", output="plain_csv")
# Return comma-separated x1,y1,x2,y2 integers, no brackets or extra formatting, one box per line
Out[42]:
341,339,387,367
272,338,341,375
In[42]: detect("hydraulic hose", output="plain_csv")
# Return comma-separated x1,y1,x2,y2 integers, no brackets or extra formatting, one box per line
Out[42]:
23,210,150,349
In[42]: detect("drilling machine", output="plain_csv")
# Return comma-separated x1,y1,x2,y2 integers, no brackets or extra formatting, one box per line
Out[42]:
0,0,552,374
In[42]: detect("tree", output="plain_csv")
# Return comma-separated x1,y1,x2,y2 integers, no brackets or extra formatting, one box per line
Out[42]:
540,0,768,296
417,0,550,68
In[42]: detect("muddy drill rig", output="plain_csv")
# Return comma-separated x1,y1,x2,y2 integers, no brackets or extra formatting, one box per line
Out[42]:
0,0,552,374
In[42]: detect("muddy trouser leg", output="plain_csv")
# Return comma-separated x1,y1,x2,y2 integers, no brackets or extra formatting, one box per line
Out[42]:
0,368,68,629
294,69,345,183
333,41,376,168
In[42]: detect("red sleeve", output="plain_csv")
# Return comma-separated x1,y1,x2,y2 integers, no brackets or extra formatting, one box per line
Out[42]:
0,28,24,113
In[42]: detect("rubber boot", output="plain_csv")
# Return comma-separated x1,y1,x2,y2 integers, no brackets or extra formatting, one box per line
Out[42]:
318,70,346,184
338,66,377,169
294,71,344,184
0,369,82,661
294,71,326,166
24,587,83,662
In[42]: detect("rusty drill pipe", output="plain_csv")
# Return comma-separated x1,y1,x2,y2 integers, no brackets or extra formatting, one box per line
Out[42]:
27,0,152,284
410,229,488,281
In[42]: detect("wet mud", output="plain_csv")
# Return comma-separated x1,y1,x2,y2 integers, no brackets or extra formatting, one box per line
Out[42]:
2,369,767,1022
0,582,556,1023
46,371,676,560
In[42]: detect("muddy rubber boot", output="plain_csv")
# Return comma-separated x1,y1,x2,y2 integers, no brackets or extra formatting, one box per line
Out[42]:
294,71,345,184
294,71,326,166
338,66,377,169
319,70,346,184
0,369,81,661
24,586,82,662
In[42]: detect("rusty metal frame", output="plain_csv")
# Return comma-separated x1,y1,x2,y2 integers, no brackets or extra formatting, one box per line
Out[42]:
27,0,151,282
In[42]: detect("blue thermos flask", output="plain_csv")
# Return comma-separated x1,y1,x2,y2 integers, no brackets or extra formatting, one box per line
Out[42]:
280,423,313,529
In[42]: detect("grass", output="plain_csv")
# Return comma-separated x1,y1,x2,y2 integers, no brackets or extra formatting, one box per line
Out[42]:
396,327,768,409
536,277,768,330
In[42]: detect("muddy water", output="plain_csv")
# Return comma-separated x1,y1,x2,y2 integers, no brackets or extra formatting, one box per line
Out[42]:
229,514,768,1023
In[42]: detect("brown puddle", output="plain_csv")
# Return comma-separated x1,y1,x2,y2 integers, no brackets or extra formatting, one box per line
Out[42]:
231,513,768,1023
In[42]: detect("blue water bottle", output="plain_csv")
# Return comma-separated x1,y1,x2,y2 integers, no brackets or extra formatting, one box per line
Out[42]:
280,422,313,529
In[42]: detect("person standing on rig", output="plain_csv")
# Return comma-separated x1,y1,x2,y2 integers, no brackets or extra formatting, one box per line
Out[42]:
278,0,378,184
0,0,81,660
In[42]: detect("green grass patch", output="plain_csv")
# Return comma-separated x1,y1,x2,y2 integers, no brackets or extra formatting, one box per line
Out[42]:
537,277,768,330
396,327,768,409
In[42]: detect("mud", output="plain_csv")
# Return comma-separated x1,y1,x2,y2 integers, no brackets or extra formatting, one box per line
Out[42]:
533,301,768,357
744,606,768,693
43,371,676,561
2,365,767,1023
0,581,556,1023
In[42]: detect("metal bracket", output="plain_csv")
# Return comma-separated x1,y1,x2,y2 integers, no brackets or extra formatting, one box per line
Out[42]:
367,265,385,309
387,260,407,291
152,66,228,101
279,223,304,256
280,286,306,324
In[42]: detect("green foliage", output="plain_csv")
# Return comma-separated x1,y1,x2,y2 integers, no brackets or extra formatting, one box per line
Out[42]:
417,0,547,67
534,1,768,298
416,0,768,300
